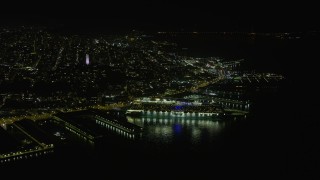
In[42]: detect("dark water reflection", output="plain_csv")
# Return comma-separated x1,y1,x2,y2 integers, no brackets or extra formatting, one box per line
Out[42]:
128,116,226,149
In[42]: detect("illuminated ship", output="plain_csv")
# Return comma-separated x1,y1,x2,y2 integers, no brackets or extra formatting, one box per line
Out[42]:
126,98,224,118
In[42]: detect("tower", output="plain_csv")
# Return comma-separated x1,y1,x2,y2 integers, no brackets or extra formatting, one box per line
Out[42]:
86,54,90,65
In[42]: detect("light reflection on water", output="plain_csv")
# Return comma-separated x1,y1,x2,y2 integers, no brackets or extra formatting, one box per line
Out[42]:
128,115,226,146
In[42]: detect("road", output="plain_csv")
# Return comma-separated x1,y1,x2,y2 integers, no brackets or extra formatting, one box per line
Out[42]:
162,76,224,97
0,102,126,125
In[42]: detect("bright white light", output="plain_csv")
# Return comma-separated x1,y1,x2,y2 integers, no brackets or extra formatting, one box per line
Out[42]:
86,54,90,65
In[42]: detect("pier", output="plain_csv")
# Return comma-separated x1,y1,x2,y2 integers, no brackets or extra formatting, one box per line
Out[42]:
53,110,142,142
0,120,54,164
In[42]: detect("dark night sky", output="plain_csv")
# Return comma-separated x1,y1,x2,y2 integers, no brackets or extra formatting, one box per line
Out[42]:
1,1,320,33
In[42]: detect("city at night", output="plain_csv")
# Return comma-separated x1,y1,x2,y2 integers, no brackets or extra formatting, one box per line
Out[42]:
1,4,320,178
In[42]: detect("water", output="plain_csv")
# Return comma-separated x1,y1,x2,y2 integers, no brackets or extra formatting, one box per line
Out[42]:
128,116,226,151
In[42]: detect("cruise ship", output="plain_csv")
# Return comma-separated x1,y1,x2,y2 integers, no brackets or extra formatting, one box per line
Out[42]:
126,98,224,118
